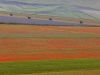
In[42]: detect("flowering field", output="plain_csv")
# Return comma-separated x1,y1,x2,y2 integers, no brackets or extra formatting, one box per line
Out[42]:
0,25,100,62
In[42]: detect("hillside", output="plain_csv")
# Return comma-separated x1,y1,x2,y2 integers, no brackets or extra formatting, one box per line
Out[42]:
0,0,100,20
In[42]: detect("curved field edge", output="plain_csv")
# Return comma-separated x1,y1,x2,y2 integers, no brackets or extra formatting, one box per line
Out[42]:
0,59,100,75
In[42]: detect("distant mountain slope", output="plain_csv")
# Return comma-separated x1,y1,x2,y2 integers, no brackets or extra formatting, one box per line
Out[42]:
0,0,100,20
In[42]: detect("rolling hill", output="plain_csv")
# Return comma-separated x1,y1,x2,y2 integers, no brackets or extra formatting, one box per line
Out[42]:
0,0,100,20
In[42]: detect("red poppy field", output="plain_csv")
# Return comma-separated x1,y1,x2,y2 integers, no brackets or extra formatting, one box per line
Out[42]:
0,25,100,62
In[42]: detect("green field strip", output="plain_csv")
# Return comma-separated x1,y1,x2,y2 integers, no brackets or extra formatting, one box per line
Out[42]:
0,48,100,54
0,59,100,75
24,6,59,12
0,36,100,39
18,5,38,9
20,70,100,75
0,32,100,38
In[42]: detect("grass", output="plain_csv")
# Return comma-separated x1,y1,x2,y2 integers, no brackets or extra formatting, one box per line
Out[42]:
0,59,100,75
